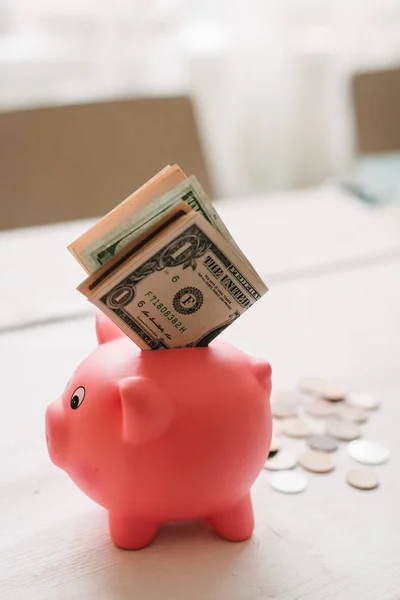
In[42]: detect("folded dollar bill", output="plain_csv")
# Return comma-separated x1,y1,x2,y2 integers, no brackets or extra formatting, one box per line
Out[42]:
69,165,268,349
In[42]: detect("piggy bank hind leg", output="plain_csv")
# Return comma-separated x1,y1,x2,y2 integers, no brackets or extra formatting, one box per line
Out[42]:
207,493,254,542
109,513,161,550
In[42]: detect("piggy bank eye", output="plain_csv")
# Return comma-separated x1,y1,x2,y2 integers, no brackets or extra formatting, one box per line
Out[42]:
70,386,85,410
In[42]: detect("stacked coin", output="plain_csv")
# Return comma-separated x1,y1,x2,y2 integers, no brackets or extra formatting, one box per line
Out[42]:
266,379,389,494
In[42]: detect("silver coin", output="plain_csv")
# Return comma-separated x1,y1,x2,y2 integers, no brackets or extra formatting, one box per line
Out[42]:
326,420,361,441
272,401,298,419
264,451,297,471
298,450,335,473
306,398,335,418
299,377,347,401
307,434,338,452
283,417,311,439
273,390,303,409
318,383,347,402
332,404,368,424
346,392,379,410
346,469,379,490
269,471,308,494
347,440,390,465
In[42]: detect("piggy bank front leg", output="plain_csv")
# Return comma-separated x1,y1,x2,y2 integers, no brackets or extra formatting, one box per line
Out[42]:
109,513,161,550
207,493,254,542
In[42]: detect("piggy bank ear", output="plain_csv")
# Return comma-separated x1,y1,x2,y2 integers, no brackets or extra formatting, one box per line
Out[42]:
96,312,126,345
118,377,174,445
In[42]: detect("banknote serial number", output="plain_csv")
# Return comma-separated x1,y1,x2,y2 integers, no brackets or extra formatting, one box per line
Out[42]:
141,292,187,333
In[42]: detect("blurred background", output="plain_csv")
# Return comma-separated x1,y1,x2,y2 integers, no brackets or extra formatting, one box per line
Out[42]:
1,0,400,214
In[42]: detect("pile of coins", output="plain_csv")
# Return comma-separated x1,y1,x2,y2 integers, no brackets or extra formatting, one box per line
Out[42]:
264,378,390,494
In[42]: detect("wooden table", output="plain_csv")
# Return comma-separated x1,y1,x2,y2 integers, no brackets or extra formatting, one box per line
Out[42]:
1,185,399,600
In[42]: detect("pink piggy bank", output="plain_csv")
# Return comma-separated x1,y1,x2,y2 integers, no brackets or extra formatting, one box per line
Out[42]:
46,313,272,550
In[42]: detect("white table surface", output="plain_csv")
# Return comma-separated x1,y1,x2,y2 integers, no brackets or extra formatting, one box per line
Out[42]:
1,186,400,600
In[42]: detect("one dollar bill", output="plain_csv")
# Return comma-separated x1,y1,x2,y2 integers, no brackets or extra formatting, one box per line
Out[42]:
81,210,267,350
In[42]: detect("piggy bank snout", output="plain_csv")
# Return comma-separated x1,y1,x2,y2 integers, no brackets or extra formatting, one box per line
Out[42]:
46,400,68,467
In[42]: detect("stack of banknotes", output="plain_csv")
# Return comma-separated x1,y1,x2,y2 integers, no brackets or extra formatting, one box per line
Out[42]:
68,164,268,350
